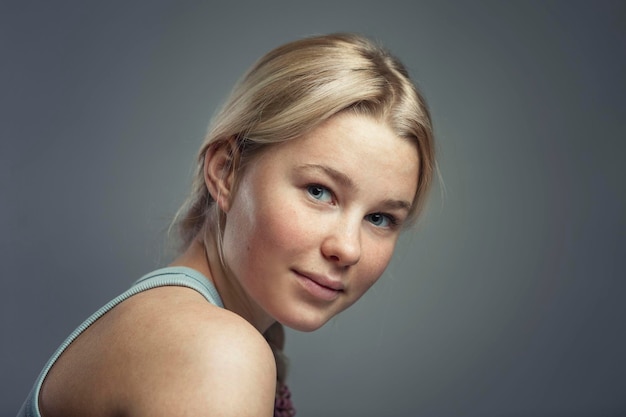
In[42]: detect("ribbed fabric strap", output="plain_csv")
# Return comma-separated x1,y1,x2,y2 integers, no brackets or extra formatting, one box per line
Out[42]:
17,267,222,417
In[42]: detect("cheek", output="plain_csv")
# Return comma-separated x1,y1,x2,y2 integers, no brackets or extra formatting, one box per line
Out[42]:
242,194,310,264
359,239,397,289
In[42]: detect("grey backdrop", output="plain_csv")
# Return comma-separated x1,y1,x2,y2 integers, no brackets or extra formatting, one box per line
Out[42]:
2,1,624,416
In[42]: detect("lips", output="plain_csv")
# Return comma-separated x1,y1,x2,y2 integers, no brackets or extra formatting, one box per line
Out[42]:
295,270,344,291
293,269,344,301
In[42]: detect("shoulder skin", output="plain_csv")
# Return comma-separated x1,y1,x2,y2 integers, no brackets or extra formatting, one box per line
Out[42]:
40,286,277,417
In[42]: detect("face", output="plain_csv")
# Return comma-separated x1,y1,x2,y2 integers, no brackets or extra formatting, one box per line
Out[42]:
220,112,419,332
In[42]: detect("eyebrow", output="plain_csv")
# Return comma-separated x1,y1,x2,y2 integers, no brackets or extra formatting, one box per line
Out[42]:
380,198,412,212
297,163,413,212
298,163,355,189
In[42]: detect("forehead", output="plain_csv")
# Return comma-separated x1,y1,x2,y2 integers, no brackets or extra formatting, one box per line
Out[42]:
262,113,420,204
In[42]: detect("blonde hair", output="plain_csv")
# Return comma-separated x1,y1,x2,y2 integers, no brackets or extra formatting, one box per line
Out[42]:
175,33,435,251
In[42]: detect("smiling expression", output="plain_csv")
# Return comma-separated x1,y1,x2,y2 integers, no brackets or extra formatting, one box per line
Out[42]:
220,112,420,332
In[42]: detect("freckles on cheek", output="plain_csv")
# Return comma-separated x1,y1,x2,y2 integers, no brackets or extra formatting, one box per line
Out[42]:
269,218,301,251
261,203,305,247
366,245,396,280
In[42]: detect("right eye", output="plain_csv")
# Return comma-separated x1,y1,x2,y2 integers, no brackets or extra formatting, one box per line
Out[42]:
306,184,333,204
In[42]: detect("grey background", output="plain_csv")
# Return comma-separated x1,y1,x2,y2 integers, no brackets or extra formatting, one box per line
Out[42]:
2,1,624,416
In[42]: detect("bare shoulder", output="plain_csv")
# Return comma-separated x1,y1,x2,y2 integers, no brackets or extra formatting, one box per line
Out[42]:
118,286,277,416
42,286,276,417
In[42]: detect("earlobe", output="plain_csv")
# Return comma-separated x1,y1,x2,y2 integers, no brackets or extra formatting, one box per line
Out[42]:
204,138,238,213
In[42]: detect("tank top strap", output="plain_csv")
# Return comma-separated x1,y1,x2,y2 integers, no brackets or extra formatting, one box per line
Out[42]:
133,266,224,308
18,266,222,417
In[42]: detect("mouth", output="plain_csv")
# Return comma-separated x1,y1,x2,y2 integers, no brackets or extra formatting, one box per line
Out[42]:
293,269,344,301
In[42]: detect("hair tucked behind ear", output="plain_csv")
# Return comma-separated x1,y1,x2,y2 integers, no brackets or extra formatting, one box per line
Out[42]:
171,32,436,398
173,32,434,251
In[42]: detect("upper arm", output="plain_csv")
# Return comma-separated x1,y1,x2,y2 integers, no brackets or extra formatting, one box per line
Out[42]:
197,323,277,417
112,292,277,417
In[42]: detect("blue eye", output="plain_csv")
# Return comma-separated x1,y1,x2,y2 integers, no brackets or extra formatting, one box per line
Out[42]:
307,185,333,203
365,213,396,228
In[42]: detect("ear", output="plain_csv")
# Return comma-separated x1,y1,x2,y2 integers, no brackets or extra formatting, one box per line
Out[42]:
203,138,239,213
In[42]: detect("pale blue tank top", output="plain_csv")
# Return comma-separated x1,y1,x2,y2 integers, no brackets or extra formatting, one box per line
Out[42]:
17,267,223,417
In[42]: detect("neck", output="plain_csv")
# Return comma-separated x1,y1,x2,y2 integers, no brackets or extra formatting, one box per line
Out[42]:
170,234,276,334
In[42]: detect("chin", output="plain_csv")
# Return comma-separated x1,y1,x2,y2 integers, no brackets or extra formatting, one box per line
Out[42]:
277,310,335,333
286,322,325,333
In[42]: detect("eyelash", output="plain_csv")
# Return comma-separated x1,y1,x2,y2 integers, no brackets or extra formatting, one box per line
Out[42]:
365,213,399,229
306,184,334,204
305,184,399,229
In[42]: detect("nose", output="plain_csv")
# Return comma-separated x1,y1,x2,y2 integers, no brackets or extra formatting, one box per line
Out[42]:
321,217,361,267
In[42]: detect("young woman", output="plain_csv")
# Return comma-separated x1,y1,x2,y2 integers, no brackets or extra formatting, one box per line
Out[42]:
18,33,435,417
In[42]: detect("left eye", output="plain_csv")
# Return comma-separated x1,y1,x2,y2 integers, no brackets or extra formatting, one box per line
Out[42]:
307,185,333,203
365,213,395,228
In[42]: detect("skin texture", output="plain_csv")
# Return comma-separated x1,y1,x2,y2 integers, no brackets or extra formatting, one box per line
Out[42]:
38,112,419,417
40,286,276,417
206,112,420,333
